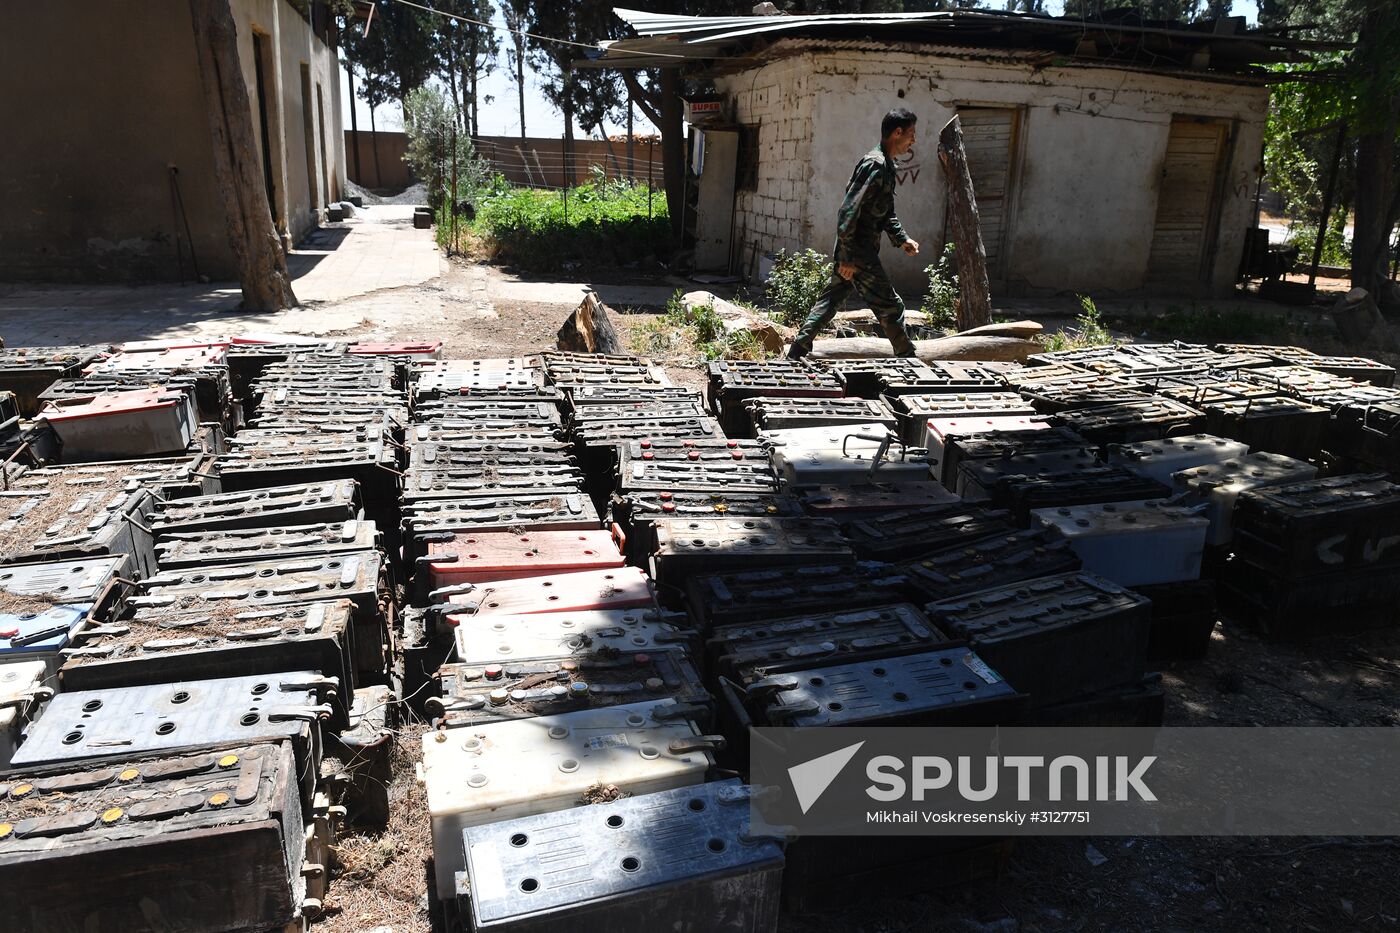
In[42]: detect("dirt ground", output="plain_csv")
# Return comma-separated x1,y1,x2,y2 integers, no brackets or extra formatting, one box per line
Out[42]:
292,255,1400,933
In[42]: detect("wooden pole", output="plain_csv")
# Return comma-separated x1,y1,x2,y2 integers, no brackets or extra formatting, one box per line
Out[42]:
1309,121,1348,286
936,114,992,331
186,0,296,310
346,63,362,185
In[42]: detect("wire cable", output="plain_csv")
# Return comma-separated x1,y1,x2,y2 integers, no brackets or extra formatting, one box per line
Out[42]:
390,0,690,60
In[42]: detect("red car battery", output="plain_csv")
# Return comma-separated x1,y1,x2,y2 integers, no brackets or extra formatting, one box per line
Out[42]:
154,519,379,570
40,387,198,460
437,566,655,617
686,561,906,631
842,503,1017,562
423,528,624,594
648,516,852,587
900,526,1084,602
350,340,443,359
0,344,109,416
1051,397,1206,446
151,479,360,535
800,481,959,519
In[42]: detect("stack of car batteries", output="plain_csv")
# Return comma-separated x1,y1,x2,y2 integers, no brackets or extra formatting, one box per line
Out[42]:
817,356,937,398
77,340,236,428
1222,473,1400,637
705,359,842,436
0,344,110,416
877,359,1008,397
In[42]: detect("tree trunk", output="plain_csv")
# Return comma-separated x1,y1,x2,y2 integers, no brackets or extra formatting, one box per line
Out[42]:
1350,1,1400,310
563,79,576,187
626,85,635,182
346,62,362,185
808,335,1038,362
446,32,460,131
557,291,624,354
369,101,383,188
466,28,479,138
658,69,685,241
515,43,527,142
937,115,991,331
186,0,296,311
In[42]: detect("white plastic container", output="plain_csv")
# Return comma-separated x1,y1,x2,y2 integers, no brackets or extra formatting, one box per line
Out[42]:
1108,433,1250,487
1032,499,1209,585
452,609,692,665
763,422,932,486
42,388,197,459
1172,452,1318,545
419,698,716,898
0,659,48,767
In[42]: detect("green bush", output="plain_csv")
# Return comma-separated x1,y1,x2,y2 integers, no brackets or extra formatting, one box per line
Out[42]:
1286,221,1351,268
471,176,670,272
1040,294,1114,352
629,290,772,362
919,243,958,331
1134,304,1292,342
765,249,832,326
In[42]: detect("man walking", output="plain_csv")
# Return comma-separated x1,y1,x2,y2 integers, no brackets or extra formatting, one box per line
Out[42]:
787,108,921,359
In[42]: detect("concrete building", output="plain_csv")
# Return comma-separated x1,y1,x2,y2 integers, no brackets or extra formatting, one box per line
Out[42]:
0,0,347,283
593,9,1335,298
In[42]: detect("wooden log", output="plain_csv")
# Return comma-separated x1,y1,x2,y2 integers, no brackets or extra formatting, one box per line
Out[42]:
959,319,1043,339
187,0,297,311
937,115,992,332
808,335,1037,362
557,290,624,354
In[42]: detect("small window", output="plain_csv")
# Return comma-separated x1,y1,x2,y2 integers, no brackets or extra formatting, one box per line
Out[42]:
737,125,759,192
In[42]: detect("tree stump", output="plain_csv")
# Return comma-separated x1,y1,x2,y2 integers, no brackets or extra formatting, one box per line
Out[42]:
937,115,992,332
557,291,624,355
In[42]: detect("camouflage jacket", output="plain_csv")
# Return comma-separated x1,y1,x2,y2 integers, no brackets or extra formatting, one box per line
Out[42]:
832,146,908,265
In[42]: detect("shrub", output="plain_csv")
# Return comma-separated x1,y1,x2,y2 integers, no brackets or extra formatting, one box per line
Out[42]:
765,249,832,326
1286,221,1351,268
1040,294,1114,352
919,243,959,331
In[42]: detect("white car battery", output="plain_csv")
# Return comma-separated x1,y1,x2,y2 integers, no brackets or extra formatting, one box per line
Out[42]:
924,415,1049,487
437,567,656,617
419,698,719,898
1032,499,1209,586
764,423,934,486
453,608,696,667
457,779,783,933
890,393,1038,446
40,387,198,460
0,555,129,676
1107,433,1250,487
1172,452,1318,545
0,659,49,767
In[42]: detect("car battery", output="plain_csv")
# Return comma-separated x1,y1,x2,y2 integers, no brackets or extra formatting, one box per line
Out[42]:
1024,675,1166,727
1011,373,1152,414
225,340,345,395
0,742,323,933
737,646,1021,728
889,393,1037,445
1260,349,1395,387
1326,400,1400,472
926,572,1151,707
546,363,673,394
574,417,727,456
415,367,549,399
1106,433,1251,487
349,340,443,360
39,387,198,460
409,439,574,467
456,778,782,933
746,396,896,433
0,659,49,767
214,439,399,529
86,347,232,424
708,602,943,684
0,484,156,575
0,556,130,678
1132,578,1218,661
767,426,934,487
823,357,937,398
252,401,410,430
899,527,1084,602
1311,383,1400,416
9,453,218,499
842,504,1016,562
402,466,585,504
924,415,1050,487
648,517,851,587
566,385,700,410
936,425,1089,489
408,424,564,447
428,650,710,728
800,481,959,519
1221,556,1400,637
706,360,843,434
436,567,655,618
11,671,330,796
1052,397,1206,446
422,528,623,594
1154,376,1279,407
402,606,455,712
956,448,1102,501
412,397,560,425
0,344,109,416
619,449,780,495
878,360,1007,396
151,479,360,535
324,684,397,826
419,698,718,898
453,607,695,666
1240,364,1360,401
1232,473,1400,577
402,494,601,554
570,397,710,425
997,468,1173,526
1199,395,1330,460
61,599,358,724
686,561,909,631
611,490,804,528
1171,452,1318,546
1031,499,1209,586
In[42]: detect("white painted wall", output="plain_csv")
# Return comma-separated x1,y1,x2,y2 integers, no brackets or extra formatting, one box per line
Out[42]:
716,48,1268,298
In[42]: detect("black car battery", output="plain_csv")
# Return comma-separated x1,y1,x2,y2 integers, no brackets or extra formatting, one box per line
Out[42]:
151,479,360,535
60,598,358,728
995,467,1172,525
878,360,1006,396
822,357,937,398
706,360,842,435
565,385,701,410
899,527,1084,602
1324,399,1400,472
546,362,673,393
1051,397,1206,446
747,396,896,434
0,483,157,577
842,503,1017,562
799,481,959,520
1130,578,1217,662
888,392,1037,444
609,491,805,561
618,442,780,494
686,561,906,631
569,398,710,425
0,344,109,416
648,516,852,588
1200,394,1330,460
324,684,397,826
707,602,945,684
406,423,564,447
573,417,727,457
411,397,561,426
936,425,1091,489
427,651,711,727
925,571,1151,707
407,443,576,474
402,494,602,556
956,448,1102,501
225,339,344,390
1152,374,1280,407
1259,348,1395,387
413,368,549,400
154,519,380,571
1219,558,1400,638
1024,674,1165,727
1011,373,1152,414
0,742,322,933
1232,473,1400,577
401,466,586,504
1240,364,1360,402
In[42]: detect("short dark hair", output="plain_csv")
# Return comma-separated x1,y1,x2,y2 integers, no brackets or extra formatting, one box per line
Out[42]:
881,108,917,138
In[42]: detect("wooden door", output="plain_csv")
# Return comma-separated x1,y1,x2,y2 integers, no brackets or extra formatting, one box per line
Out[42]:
957,108,1019,278
1147,118,1230,286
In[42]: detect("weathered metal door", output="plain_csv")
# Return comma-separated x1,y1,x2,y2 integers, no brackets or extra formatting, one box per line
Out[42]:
957,107,1019,279
1147,118,1231,287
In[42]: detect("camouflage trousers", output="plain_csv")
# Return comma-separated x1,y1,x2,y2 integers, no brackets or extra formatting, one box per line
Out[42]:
792,262,915,356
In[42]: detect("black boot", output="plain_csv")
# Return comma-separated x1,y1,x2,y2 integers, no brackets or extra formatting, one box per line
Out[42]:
785,342,810,361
